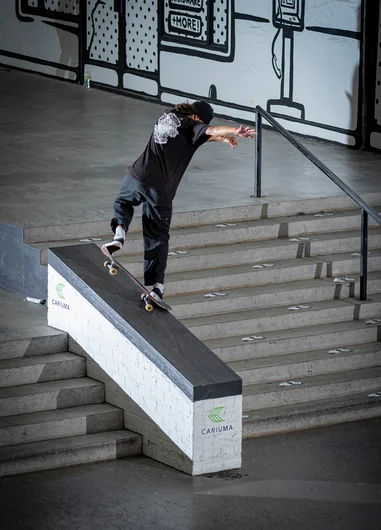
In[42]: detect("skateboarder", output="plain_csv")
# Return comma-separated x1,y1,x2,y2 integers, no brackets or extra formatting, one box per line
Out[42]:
102,100,256,303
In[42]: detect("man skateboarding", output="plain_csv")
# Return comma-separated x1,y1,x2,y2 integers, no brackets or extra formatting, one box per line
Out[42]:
102,100,256,303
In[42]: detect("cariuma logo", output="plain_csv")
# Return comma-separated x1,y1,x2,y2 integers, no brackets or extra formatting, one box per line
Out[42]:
208,406,225,423
56,283,66,299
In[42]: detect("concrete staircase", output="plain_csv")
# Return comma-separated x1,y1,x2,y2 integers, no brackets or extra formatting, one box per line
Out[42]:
27,193,381,438
0,334,142,476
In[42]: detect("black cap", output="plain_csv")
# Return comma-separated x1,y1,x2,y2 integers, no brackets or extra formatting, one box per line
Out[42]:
192,100,214,124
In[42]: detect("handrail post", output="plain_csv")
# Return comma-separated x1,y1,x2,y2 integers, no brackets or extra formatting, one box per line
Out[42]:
360,209,368,301
253,109,262,198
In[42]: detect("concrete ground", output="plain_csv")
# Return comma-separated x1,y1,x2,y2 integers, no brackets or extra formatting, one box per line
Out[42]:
2,416,381,530
1,68,381,230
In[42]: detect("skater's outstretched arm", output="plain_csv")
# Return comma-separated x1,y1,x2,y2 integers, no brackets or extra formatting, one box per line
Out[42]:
205,124,257,138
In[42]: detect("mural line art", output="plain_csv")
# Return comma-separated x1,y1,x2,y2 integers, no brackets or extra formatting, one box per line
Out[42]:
267,0,306,120
6,0,375,146
12,0,80,79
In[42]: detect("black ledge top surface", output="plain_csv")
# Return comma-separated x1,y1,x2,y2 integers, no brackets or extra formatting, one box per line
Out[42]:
48,244,242,402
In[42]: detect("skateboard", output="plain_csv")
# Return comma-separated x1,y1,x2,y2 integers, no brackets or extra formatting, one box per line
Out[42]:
101,245,172,312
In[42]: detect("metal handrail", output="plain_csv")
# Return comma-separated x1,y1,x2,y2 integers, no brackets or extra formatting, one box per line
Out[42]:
254,105,381,300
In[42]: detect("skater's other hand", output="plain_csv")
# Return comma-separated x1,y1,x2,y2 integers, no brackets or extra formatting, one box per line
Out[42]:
224,136,238,149
234,125,257,138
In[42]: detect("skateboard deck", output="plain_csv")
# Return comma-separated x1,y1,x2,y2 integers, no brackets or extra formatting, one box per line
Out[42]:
101,245,172,312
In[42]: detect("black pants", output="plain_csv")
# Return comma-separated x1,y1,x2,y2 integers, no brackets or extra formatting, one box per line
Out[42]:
111,173,172,286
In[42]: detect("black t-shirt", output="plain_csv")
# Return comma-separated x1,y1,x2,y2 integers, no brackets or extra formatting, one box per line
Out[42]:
129,109,210,199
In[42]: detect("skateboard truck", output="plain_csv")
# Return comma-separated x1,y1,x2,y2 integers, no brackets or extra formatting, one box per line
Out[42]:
101,245,171,312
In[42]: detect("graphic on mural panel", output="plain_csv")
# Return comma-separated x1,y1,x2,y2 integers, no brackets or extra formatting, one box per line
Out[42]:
126,0,158,72
213,0,228,46
267,0,306,119
164,0,208,41
87,0,118,64
45,0,79,15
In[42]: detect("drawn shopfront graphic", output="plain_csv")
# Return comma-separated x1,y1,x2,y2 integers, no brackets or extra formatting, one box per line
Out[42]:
267,0,306,120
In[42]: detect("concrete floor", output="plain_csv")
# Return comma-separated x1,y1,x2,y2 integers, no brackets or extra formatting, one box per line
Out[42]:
2,417,381,530
1,68,381,230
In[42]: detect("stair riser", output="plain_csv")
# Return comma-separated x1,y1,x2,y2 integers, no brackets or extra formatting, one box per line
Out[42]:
167,263,327,296
243,376,381,410
171,279,380,319
0,335,68,360
237,352,381,385
0,410,123,447
242,401,381,438
214,326,380,363
0,359,86,388
0,385,105,418
187,302,381,341
0,434,143,477
165,260,381,297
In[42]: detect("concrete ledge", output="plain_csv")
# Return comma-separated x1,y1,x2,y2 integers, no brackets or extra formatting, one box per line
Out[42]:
48,243,242,475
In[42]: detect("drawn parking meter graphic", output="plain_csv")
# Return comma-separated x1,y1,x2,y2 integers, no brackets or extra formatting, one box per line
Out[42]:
267,0,306,120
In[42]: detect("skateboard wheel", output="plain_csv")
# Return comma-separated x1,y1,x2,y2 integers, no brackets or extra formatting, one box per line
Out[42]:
145,303,153,312
109,267,117,276
141,293,146,300
104,261,110,269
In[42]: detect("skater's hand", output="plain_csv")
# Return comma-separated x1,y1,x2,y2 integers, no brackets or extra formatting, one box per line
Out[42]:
223,136,238,149
234,125,257,138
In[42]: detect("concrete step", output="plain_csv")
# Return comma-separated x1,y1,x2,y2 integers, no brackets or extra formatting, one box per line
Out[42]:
230,342,381,385
153,258,327,296
158,252,381,297
0,403,124,447
119,231,381,277
23,191,381,244
242,389,381,438
112,207,381,256
181,294,381,341
242,367,381,410
0,352,86,388
205,320,381,363
0,331,68,361
35,208,381,265
0,378,105,417
0,429,143,477
168,272,381,319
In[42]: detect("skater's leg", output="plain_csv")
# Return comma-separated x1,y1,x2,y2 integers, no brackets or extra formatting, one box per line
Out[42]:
104,174,144,255
141,189,172,298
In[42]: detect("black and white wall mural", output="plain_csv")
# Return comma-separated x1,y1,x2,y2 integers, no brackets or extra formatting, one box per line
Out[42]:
0,0,379,149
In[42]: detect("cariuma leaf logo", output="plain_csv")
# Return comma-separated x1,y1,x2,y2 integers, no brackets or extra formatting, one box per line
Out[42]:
208,406,225,423
56,283,66,299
